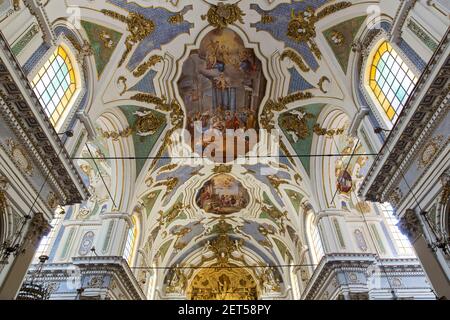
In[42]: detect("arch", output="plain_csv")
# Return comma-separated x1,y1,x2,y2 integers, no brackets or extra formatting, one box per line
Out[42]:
159,239,284,299
350,19,424,145
94,109,136,212
70,108,136,227
311,106,351,210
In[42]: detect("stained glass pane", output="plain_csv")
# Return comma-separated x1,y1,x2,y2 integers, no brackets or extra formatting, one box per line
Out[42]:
31,46,77,126
369,41,418,123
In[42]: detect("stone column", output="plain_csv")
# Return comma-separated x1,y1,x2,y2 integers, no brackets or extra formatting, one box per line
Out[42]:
0,212,50,299
95,212,131,257
398,209,450,299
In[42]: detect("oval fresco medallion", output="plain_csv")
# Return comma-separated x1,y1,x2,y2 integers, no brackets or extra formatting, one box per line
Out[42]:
196,174,250,215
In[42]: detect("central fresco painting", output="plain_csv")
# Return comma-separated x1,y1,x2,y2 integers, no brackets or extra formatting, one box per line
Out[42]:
196,174,250,215
178,28,267,162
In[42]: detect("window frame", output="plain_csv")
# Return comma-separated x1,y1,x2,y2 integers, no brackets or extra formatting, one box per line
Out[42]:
378,202,415,257
27,36,85,132
362,36,421,129
307,214,325,265
123,216,139,266
34,212,64,262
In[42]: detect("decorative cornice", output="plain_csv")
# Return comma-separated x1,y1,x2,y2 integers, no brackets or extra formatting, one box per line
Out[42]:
391,0,418,44
301,253,428,300
301,253,378,300
22,0,55,45
0,31,89,205
26,257,146,299
72,256,146,300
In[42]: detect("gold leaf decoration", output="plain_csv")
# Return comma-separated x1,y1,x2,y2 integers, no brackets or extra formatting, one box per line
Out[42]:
130,95,184,170
99,110,164,140
317,76,330,93
286,2,352,60
260,15,274,24
168,13,185,24
260,99,286,131
316,2,352,20
155,177,179,199
133,55,163,77
117,76,127,96
279,92,313,105
201,2,245,29
99,127,133,141
260,92,313,132
313,124,345,137
281,49,310,72
267,175,289,193
279,108,315,141
101,9,155,67
212,165,233,174
159,163,178,173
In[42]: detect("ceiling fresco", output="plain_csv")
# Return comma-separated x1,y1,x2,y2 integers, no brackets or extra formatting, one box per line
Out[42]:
178,27,266,162
68,0,378,299
196,174,250,215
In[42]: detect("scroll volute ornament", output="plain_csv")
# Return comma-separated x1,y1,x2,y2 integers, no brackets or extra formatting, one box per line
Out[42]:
397,209,422,241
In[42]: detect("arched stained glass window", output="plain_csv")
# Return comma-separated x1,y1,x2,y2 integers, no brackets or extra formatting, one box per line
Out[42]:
31,46,77,126
369,41,418,123
123,217,137,265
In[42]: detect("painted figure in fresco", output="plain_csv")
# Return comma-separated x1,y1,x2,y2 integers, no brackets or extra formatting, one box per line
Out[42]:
177,28,266,162
196,174,250,215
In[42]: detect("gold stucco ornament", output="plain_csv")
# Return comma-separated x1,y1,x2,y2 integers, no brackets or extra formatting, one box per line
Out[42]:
202,2,245,29
134,110,165,136
286,2,352,59
101,10,155,67
99,110,164,140
281,49,310,72
133,55,163,77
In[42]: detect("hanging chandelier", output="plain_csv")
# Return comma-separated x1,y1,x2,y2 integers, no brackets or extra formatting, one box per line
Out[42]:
16,255,50,300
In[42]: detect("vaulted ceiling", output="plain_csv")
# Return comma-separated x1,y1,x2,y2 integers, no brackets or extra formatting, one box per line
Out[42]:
66,0,382,298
